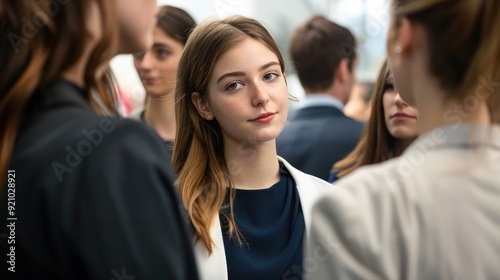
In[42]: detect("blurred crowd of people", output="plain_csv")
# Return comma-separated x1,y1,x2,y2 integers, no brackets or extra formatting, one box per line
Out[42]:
1,0,499,279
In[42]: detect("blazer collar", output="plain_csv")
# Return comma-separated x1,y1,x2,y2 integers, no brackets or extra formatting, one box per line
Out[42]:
278,156,326,235
404,124,500,156
194,157,330,280
27,79,91,113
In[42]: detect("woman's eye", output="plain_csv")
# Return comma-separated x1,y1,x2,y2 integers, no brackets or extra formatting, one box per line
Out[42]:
384,82,395,91
157,49,170,58
226,82,242,91
263,73,278,81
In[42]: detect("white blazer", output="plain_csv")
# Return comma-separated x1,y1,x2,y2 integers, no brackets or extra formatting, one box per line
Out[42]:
193,157,332,280
306,124,500,280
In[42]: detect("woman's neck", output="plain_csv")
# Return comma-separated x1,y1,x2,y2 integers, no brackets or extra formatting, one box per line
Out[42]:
61,1,102,89
143,93,176,141
224,141,280,190
415,81,491,135
393,137,416,157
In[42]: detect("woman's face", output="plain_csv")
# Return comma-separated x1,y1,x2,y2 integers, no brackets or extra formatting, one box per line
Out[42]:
194,38,288,147
133,27,184,96
116,0,157,53
383,75,419,139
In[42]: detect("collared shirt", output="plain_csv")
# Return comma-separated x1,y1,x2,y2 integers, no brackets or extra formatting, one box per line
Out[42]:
298,94,344,111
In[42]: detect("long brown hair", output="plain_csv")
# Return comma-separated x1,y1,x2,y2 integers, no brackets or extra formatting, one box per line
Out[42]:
389,0,500,123
334,61,395,178
0,1,119,191
173,16,285,254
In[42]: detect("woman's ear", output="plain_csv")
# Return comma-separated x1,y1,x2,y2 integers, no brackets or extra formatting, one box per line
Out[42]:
397,17,415,58
191,92,214,120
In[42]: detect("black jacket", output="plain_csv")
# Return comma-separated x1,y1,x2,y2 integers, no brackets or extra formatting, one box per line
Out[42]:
1,79,199,279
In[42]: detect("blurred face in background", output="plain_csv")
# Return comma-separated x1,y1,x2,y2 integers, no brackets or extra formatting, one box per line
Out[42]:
133,27,185,96
383,75,418,139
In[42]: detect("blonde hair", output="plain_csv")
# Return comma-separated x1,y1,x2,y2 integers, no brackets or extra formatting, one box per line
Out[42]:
0,0,119,191
389,0,500,123
173,16,285,254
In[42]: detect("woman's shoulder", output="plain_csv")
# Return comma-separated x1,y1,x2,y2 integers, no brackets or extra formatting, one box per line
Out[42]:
25,112,171,179
88,116,170,163
55,112,166,156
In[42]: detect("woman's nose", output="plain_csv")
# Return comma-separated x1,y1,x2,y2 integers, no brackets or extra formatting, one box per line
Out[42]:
252,83,270,106
394,92,408,106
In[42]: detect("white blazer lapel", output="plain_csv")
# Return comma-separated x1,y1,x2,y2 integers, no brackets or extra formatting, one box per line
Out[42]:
193,216,228,280
278,156,330,236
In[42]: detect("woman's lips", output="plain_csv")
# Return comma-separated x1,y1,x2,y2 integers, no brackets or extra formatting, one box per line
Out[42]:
252,112,275,123
390,113,415,120
141,76,156,85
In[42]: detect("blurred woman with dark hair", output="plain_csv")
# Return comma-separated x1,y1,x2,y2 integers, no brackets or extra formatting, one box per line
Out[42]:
329,60,418,182
132,5,196,153
308,0,500,279
0,1,198,279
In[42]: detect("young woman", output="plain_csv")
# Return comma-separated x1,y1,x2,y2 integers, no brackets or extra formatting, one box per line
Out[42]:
307,0,500,279
0,1,198,279
132,5,196,152
173,16,331,280
329,60,418,182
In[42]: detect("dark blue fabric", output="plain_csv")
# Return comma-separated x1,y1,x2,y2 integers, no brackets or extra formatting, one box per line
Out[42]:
220,162,305,280
328,170,339,183
277,105,364,181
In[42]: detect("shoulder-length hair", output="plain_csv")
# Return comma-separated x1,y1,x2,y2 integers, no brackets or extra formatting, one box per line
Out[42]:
0,0,119,191
173,16,285,254
334,60,395,178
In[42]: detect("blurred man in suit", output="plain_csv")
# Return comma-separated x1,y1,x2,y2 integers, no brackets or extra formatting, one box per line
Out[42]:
277,15,364,181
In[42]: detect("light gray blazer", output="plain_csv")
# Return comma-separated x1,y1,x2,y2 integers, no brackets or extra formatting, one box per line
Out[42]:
306,124,500,280
194,157,332,280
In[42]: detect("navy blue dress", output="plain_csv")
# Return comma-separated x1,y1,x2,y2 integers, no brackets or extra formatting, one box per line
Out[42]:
220,163,305,280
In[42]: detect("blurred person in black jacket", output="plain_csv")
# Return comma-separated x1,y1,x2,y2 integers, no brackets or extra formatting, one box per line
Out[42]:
0,1,199,279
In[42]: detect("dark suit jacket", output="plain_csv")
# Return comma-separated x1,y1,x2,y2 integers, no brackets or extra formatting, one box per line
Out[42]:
0,79,199,279
277,105,364,181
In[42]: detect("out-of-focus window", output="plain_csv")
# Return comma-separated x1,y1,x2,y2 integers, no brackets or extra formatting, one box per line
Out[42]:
111,0,389,115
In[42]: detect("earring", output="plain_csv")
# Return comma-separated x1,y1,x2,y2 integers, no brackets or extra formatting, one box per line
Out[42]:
393,45,402,65
394,45,401,55
207,115,211,120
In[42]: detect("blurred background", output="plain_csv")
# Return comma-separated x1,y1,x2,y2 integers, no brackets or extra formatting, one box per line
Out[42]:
111,0,390,115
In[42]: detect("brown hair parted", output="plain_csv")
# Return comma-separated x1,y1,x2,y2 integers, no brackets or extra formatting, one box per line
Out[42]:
156,5,196,45
389,0,500,123
289,15,356,93
173,16,285,254
334,61,394,178
0,0,119,191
